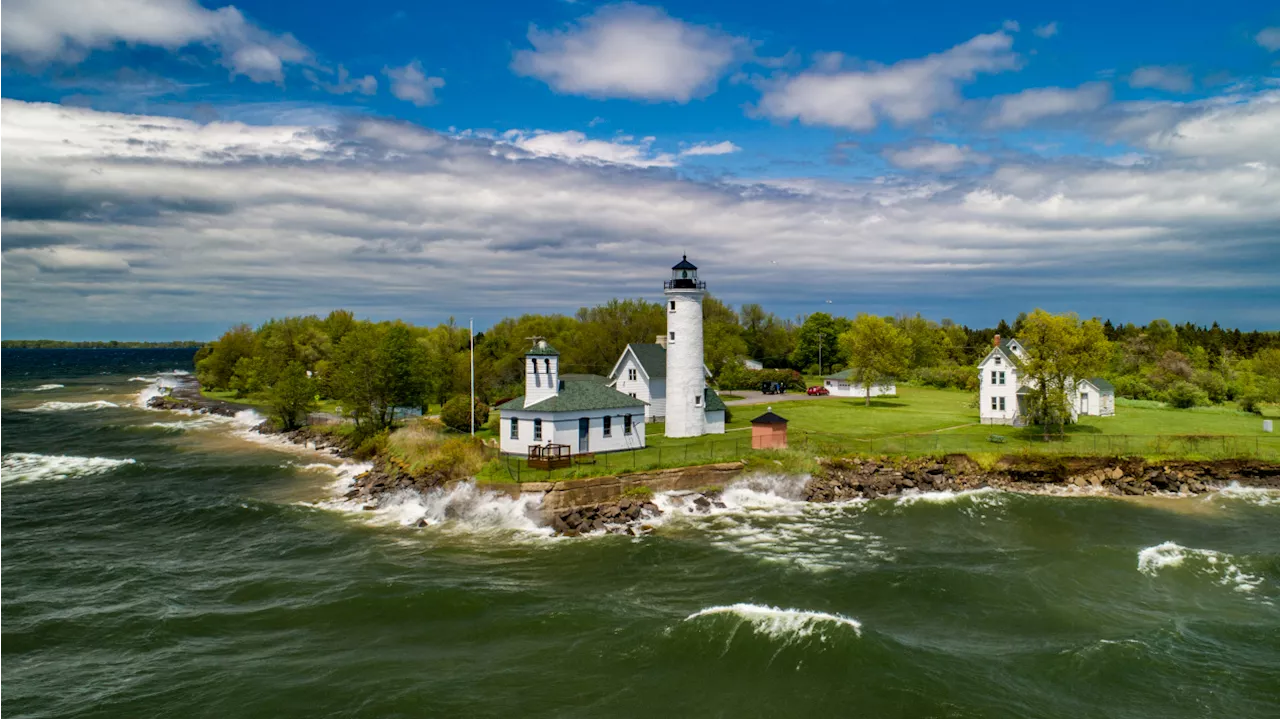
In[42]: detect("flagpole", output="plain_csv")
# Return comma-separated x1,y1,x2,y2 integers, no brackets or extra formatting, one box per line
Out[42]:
469,318,475,437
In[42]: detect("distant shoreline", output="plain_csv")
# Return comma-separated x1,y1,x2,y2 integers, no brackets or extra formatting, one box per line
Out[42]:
1,341,204,349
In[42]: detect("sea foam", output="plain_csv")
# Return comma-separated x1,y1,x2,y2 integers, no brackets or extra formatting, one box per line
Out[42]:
1214,482,1280,507
32,384,65,391
2,452,137,484
684,603,862,640
1138,541,1264,594
20,400,119,413
313,477,551,536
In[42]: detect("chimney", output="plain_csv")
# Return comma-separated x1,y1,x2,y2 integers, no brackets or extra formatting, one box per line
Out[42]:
656,334,668,349
993,334,1001,348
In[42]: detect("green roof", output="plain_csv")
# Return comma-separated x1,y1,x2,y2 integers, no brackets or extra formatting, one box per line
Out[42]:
704,389,726,412
627,343,667,378
824,369,854,380
498,379,646,413
560,373,608,384
526,342,560,356
1087,377,1116,393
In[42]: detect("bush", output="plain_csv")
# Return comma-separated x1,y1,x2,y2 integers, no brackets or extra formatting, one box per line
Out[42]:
1164,381,1209,409
1113,374,1158,401
354,429,389,460
1238,392,1265,415
913,365,978,391
441,395,490,432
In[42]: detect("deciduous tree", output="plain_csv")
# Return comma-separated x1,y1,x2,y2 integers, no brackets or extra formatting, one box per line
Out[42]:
839,314,912,406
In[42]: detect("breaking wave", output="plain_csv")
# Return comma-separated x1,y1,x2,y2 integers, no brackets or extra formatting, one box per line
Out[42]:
683,603,862,640
33,384,65,391
2,452,137,485
132,371,190,408
1138,541,1265,594
313,476,550,536
1214,482,1280,507
21,400,119,413
894,487,1006,508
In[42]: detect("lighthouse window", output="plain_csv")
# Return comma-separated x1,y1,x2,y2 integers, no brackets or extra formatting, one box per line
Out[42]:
695,395,702,408
669,331,675,342
669,301,676,311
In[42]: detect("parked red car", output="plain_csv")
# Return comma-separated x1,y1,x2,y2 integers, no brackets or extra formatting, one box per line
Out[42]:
806,385,829,396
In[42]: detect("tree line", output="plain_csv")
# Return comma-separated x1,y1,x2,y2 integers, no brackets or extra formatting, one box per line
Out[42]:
192,301,1280,431
2,340,204,349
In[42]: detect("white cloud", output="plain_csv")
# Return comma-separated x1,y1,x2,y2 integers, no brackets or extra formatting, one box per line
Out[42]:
498,130,677,167
1257,27,1280,52
0,0,311,84
1,98,1276,331
511,3,744,102
306,65,378,95
987,82,1111,127
1129,65,1193,93
1002,20,1021,32
679,141,740,156
883,142,989,171
383,61,445,106
1033,22,1059,38
757,31,1018,130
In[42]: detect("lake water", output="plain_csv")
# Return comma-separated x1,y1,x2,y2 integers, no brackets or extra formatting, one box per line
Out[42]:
3,349,1279,718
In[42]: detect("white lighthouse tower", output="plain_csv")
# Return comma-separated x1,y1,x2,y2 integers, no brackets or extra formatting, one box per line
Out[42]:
664,255,708,438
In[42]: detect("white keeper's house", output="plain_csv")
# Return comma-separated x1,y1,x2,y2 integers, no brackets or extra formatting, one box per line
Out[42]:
978,335,1116,425
497,339,647,455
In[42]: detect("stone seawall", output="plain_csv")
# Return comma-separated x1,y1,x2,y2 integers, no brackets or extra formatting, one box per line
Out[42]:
478,461,745,513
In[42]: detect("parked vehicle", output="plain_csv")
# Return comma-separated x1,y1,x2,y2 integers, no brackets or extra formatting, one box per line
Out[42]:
760,381,786,395
806,385,829,396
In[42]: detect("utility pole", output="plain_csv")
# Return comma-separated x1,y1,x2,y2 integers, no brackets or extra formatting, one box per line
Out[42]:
818,332,825,376
469,318,475,437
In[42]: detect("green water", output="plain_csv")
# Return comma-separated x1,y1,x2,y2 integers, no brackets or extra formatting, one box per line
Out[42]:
3,350,1280,718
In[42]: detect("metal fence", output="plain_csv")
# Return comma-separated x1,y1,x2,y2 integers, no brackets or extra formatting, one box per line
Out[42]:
489,429,1280,483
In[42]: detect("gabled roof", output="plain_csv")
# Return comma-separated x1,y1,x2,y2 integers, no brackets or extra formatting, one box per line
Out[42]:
704,388,726,412
629,343,668,379
824,369,896,383
1085,377,1116,393
672,255,697,270
978,344,1024,370
497,379,646,413
750,410,788,424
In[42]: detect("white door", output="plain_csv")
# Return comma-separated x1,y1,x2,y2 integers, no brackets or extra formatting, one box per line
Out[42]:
1080,394,1089,414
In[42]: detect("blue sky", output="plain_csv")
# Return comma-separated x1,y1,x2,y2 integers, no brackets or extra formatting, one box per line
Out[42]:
2,0,1279,339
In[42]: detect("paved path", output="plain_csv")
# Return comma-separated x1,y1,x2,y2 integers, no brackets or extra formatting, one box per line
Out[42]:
722,390,834,407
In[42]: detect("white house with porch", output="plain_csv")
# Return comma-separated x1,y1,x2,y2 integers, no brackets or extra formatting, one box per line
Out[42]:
978,335,1116,425
497,339,647,455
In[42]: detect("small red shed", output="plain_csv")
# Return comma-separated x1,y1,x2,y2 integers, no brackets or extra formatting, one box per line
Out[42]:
750,409,789,450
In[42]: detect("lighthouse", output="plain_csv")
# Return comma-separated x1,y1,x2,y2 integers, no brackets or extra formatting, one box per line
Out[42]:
664,255,708,438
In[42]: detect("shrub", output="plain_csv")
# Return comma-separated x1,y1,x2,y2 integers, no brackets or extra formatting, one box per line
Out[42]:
913,365,978,391
441,395,490,432
1164,381,1209,409
354,429,389,460
620,485,653,500
1238,392,1265,415
1113,374,1158,401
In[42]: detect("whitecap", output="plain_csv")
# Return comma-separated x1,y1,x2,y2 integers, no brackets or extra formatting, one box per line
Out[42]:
1138,541,1265,594
1214,482,1280,507
1,452,136,484
20,400,119,413
133,371,189,408
683,603,862,640
32,384,65,391
894,486,1005,507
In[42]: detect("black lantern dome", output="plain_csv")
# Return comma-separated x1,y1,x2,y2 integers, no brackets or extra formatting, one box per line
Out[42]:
667,255,704,289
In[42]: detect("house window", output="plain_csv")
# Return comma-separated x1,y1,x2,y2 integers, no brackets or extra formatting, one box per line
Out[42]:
669,301,676,311
991,396,998,410
630,392,637,398
999,397,1006,411
669,331,675,342
624,415,633,435
628,368,637,381
994,356,1001,365
533,418,542,441
991,370,998,385
998,371,1006,385
510,418,518,439
603,416,612,437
